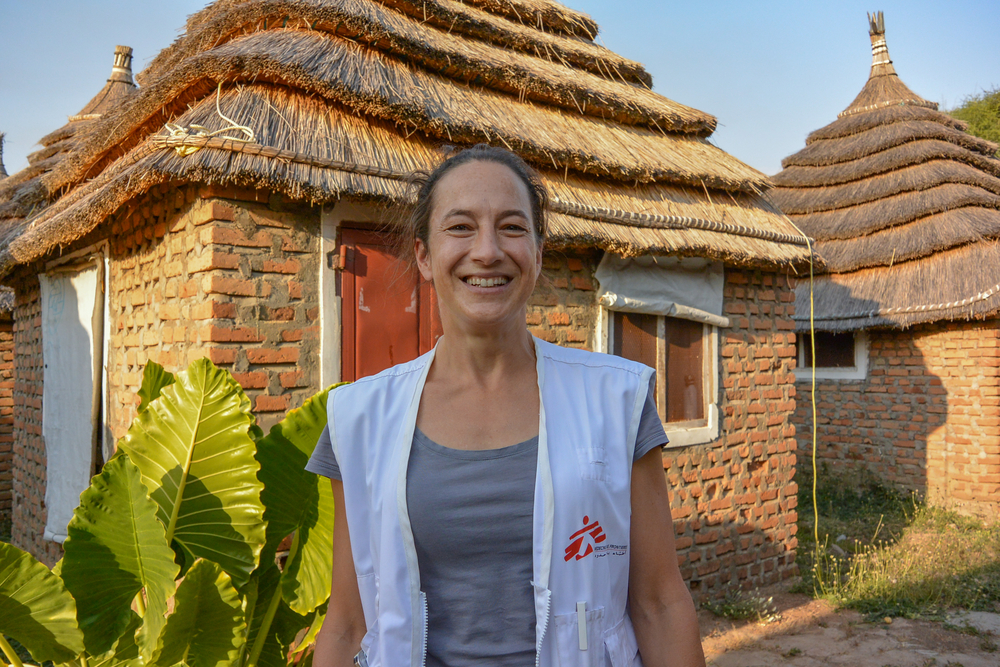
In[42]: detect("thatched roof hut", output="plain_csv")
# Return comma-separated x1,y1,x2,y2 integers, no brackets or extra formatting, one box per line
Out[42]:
0,46,136,247
0,0,809,279
771,12,1000,331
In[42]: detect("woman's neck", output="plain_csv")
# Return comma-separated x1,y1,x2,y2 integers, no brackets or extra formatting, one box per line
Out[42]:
432,322,536,386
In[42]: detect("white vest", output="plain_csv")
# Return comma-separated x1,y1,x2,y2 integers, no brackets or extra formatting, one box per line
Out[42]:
329,338,651,667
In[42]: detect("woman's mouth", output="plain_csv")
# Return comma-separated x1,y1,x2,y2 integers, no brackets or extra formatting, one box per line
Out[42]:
464,276,510,287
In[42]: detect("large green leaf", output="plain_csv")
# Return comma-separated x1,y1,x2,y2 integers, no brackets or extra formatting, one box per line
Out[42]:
118,358,265,588
256,384,344,614
57,615,142,667
60,454,179,657
0,543,84,663
151,559,245,667
137,361,175,413
244,563,315,667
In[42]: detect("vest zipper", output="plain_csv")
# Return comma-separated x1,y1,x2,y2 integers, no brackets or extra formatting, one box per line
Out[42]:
535,590,551,667
420,591,428,667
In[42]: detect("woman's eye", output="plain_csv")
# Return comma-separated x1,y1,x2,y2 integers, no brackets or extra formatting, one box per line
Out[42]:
502,224,529,233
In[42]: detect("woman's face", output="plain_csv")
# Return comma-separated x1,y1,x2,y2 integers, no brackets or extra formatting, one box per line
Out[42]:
415,160,542,335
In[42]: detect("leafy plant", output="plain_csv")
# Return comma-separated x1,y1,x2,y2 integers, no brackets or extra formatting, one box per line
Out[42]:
0,359,345,666
703,587,781,625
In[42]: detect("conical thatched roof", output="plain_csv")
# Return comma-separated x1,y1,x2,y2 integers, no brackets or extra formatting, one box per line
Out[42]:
771,12,1000,330
0,46,137,243
0,0,810,278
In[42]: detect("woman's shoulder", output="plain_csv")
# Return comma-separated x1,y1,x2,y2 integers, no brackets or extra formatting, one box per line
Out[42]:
535,338,651,378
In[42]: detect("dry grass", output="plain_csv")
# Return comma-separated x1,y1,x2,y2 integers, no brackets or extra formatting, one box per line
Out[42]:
792,239,1000,331
814,206,1000,273
774,161,1000,216
797,470,1000,621
781,120,995,169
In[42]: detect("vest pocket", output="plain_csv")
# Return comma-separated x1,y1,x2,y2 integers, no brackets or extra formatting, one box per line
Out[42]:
554,605,605,667
575,445,609,482
603,615,640,667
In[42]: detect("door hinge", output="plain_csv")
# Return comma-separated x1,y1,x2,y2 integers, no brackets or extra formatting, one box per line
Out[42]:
328,245,351,271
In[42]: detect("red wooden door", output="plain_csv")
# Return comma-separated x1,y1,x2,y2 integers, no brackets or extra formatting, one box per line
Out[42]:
340,228,443,381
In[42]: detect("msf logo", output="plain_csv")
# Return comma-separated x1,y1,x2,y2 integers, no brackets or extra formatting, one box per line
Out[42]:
564,515,607,561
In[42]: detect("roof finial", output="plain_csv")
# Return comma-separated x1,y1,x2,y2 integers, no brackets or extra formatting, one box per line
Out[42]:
867,11,896,77
110,45,135,85
0,132,7,179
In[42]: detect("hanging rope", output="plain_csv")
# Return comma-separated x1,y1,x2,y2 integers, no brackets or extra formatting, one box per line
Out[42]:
163,82,255,156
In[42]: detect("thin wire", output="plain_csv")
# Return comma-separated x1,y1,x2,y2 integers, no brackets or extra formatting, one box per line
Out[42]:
162,82,255,156
776,212,821,580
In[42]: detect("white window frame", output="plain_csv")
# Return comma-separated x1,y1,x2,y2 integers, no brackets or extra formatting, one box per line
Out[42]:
794,330,869,382
598,308,720,448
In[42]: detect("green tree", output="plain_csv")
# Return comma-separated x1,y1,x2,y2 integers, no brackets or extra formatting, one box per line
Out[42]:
948,87,1000,154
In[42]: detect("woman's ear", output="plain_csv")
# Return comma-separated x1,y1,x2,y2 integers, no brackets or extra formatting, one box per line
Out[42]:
415,238,434,282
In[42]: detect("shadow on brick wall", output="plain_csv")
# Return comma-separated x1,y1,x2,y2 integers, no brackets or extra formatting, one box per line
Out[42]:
792,283,951,504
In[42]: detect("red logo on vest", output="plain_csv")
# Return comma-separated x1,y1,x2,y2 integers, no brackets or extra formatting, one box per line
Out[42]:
564,515,607,561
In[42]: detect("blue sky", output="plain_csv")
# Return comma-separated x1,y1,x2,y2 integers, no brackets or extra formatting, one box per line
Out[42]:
1,1,997,176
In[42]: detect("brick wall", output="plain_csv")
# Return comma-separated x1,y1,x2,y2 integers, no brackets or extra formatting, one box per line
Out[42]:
669,269,799,600
9,273,62,564
526,250,600,349
0,316,13,531
106,185,321,440
10,184,323,558
793,321,1000,522
530,255,799,601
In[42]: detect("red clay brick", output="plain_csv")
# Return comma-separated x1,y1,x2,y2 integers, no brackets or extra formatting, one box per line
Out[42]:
256,395,290,412
246,348,299,364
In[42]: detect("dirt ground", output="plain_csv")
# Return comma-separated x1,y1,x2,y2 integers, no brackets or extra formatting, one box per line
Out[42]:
700,590,999,667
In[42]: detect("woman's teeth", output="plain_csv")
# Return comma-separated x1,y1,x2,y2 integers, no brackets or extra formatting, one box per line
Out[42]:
465,277,509,287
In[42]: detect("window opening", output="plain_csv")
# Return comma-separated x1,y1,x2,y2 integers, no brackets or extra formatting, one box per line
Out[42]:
802,331,855,368
611,312,708,425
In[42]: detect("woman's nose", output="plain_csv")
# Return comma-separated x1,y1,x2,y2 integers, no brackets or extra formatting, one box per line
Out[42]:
470,226,504,264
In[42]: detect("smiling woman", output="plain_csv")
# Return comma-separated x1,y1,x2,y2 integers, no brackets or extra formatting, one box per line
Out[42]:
308,145,706,667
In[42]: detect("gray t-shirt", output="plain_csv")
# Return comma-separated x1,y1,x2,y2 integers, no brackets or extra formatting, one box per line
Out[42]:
306,391,667,666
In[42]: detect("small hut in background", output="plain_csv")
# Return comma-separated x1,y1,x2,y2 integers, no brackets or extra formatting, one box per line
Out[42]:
1,0,809,598
773,12,1000,521
0,136,10,530
0,45,137,555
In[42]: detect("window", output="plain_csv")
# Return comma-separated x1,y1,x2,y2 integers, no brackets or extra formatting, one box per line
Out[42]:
794,330,868,381
604,310,720,446
595,253,724,447
40,252,108,543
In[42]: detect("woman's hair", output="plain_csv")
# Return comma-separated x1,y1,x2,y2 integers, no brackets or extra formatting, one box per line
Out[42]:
403,144,548,262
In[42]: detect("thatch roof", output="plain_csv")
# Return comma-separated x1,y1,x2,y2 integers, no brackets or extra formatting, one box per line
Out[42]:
0,46,136,229
0,0,810,277
771,12,1000,330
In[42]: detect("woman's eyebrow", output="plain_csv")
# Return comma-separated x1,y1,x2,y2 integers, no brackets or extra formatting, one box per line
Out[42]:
442,208,474,219
441,208,529,220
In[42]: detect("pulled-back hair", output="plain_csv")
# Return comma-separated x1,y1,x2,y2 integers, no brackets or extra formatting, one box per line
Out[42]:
403,145,548,262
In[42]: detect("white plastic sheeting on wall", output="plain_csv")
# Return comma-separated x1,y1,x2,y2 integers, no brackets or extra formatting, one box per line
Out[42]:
595,254,730,328
41,263,100,543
